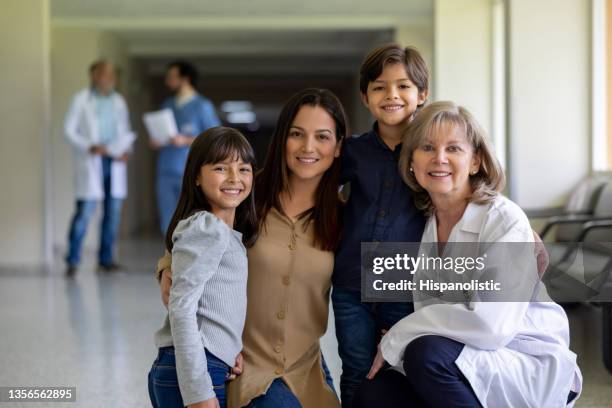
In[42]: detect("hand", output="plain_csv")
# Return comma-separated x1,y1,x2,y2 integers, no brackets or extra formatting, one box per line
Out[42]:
149,139,163,150
188,397,220,408
532,230,549,278
228,352,243,380
160,268,172,308
89,145,107,156
366,343,385,380
170,134,193,147
118,153,130,162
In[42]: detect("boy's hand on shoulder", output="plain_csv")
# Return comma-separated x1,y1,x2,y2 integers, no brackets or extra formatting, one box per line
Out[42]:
188,397,220,408
228,352,243,380
160,268,172,308
532,230,549,279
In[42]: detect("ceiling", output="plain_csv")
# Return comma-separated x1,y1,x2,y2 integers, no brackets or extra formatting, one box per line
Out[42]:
52,0,433,19
52,1,433,81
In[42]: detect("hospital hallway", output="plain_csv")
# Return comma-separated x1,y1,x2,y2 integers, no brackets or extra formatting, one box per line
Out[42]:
0,239,609,408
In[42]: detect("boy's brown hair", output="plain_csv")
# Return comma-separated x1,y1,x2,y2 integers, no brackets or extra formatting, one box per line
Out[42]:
359,43,430,109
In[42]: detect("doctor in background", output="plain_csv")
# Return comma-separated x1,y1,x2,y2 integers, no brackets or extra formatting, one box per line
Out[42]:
150,60,221,235
355,102,582,407
64,60,135,276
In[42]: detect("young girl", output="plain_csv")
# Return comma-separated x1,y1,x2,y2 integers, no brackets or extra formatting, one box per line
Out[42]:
148,127,257,408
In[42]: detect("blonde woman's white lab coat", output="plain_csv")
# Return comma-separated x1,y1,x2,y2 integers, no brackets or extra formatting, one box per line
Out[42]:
64,88,134,200
380,195,582,407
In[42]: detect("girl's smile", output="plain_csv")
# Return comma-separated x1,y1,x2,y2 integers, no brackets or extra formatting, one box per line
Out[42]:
198,158,253,217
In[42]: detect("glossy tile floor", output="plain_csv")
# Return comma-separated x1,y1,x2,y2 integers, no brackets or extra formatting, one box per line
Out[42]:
0,239,611,407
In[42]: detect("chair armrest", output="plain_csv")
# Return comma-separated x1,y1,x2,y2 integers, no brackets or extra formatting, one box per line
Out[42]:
578,219,612,241
540,214,598,239
524,207,566,219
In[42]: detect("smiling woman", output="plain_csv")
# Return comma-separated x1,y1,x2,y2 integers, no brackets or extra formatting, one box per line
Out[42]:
353,102,582,408
284,105,342,186
399,101,504,216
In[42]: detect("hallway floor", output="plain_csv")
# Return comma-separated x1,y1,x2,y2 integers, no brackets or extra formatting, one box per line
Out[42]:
0,239,610,407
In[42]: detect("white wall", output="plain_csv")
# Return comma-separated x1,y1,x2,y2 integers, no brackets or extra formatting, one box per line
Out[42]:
396,23,435,79
432,0,591,209
433,0,492,134
50,28,132,253
507,0,591,207
0,0,50,268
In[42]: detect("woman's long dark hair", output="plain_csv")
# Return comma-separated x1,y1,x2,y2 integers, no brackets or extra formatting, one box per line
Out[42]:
165,127,258,251
255,88,348,251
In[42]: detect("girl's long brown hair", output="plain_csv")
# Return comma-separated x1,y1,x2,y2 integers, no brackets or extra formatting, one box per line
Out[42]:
254,88,348,251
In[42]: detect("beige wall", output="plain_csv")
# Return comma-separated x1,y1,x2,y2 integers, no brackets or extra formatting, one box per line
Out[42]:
0,0,50,268
50,28,132,252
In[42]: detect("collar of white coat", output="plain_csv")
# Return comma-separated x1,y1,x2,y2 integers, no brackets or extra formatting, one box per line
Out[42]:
427,200,489,242
454,200,489,235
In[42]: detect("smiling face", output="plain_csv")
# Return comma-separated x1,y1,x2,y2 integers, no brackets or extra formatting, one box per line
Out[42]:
362,63,428,129
285,105,341,185
197,157,253,217
411,123,481,205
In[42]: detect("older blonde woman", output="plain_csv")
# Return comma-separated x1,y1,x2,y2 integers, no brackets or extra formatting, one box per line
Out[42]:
355,102,582,408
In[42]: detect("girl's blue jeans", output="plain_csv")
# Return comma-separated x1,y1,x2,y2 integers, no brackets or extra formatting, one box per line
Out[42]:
148,346,230,408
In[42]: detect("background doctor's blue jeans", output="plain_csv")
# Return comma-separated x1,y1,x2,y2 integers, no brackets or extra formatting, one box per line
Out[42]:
66,158,122,267
148,347,230,408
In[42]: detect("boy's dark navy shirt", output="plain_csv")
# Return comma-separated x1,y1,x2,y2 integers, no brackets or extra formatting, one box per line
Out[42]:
333,123,426,291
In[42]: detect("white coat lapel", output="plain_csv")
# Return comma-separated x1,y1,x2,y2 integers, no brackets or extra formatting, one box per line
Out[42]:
84,89,99,144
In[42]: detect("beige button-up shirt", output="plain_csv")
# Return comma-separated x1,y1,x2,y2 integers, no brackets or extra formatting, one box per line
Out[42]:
157,207,339,407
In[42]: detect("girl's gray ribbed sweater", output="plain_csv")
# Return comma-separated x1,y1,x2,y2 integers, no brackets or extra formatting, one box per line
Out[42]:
154,211,247,405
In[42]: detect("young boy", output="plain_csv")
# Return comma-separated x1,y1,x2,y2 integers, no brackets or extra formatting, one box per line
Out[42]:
332,44,430,407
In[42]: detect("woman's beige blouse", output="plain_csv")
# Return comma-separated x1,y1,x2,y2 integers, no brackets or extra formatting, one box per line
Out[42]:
157,207,339,408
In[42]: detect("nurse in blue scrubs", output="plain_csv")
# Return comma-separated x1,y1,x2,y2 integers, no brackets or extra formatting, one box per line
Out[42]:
151,60,221,234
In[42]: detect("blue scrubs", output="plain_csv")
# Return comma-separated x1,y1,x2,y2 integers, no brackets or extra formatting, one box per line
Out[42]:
156,94,221,234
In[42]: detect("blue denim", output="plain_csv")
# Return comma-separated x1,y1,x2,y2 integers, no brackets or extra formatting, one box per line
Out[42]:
246,356,336,408
148,346,230,408
331,286,413,408
155,172,182,235
66,158,123,267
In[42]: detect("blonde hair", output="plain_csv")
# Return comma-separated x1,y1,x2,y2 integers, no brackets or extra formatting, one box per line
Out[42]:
399,101,505,214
